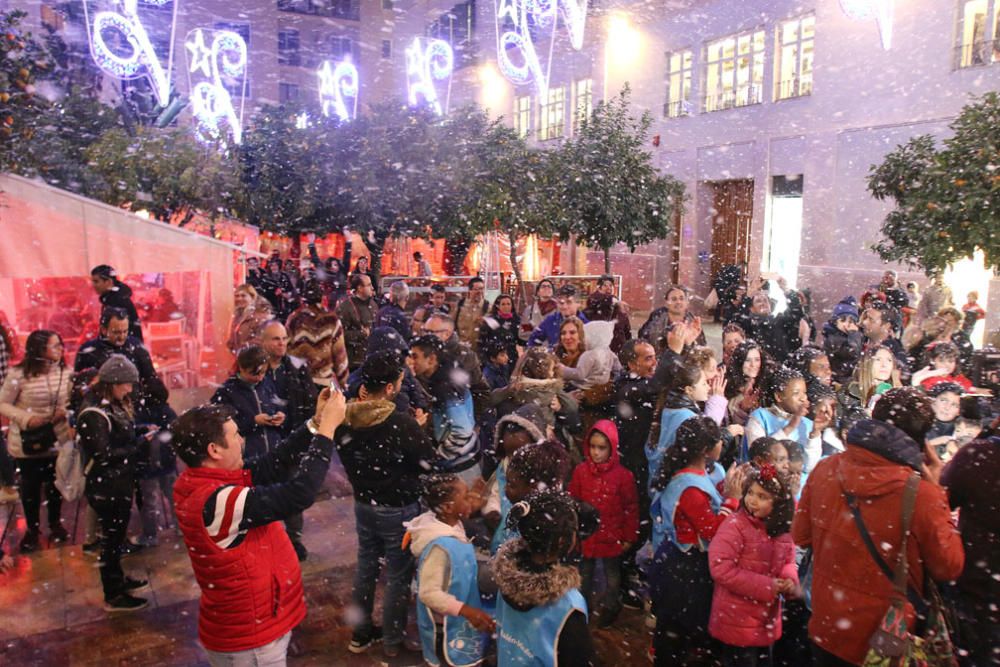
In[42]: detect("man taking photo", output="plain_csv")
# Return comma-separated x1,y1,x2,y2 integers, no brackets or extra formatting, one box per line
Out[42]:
171,386,346,665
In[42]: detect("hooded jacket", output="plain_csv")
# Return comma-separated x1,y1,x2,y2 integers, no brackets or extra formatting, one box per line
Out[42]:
334,399,437,507
822,319,864,385
211,376,284,459
568,420,639,558
405,511,473,617
560,320,622,391
583,292,631,354
791,419,965,664
708,508,798,647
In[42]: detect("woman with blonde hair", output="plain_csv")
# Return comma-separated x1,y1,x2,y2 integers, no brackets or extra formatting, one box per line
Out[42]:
841,345,901,415
226,284,270,355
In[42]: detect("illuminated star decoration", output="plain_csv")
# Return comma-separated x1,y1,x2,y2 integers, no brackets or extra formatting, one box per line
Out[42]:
495,0,589,97
83,0,179,106
185,28,248,145
405,38,453,116
318,58,359,122
840,0,895,49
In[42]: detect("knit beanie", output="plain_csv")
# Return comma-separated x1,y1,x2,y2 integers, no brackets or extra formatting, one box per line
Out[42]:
832,296,859,321
98,354,140,384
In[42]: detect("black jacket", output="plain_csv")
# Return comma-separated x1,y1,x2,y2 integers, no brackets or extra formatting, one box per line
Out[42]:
613,372,660,480
211,376,284,459
822,321,864,385
100,281,143,341
374,303,411,342
261,355,318,434
334,399,437,507
78,398,140,499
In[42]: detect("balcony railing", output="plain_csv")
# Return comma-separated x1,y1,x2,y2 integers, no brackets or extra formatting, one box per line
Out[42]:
663,99,691,118
277,0,360,21
953,40,994,69
775,76,812,100
703,85,762,112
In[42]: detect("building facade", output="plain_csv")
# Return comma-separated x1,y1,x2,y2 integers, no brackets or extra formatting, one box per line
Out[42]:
10,0,1000,326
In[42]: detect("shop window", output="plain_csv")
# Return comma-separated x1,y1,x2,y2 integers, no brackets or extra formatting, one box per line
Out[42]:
775,15,814,100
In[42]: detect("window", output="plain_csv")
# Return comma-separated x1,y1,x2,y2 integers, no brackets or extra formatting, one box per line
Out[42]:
572,78,592,134
326,35,354,61
663,49,693,117
774,15,813,100
382,0,393,8
279,82,299,103
381,39,392,59
539,86,565,140
954,0,999,67
278,28,301,66
703,29,765,112
277,0,359,21
514,95,531,138
427,0,477,69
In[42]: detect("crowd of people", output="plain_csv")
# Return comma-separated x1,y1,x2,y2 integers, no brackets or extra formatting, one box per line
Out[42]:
0,251,997,667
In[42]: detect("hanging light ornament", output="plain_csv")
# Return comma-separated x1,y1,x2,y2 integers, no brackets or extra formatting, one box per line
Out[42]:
839,0,895,50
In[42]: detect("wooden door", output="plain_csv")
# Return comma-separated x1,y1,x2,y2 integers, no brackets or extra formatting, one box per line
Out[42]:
709,179,754,281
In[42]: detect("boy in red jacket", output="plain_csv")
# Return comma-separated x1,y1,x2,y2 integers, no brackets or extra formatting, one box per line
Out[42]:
568,419,639,627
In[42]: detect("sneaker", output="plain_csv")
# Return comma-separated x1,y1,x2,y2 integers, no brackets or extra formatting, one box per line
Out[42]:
49,526,70,544
0,486,18,503
621,588,643,610
123,577,150,593
291,540,308,562
103,594,149,612
348,626,383,654
20,530,40,554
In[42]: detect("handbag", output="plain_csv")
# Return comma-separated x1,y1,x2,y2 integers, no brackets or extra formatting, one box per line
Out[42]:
845,473,958,667
19,368,64,456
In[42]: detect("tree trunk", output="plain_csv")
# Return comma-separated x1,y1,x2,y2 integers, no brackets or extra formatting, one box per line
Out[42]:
444,236,472,276
603,247,612,274
509,231,526,310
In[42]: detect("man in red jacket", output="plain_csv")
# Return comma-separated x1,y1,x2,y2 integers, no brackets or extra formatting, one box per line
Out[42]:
171,387,346,665
792,387,963,666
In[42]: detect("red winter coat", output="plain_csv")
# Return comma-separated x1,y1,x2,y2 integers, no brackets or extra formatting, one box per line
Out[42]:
568,420,639,558
708,508,797,647
174,466,306,653
791,424,964,665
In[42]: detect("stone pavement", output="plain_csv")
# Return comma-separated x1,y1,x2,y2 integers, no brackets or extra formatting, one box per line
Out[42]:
0,492,653,666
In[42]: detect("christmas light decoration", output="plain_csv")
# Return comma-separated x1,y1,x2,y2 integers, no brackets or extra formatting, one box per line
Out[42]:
495,0,589,96
405,37,453,116
840,0,895,49
83,0,178,106
185,28,247,145
318,58,358,122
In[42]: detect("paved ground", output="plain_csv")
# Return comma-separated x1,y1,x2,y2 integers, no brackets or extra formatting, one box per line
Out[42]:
0,490,653,666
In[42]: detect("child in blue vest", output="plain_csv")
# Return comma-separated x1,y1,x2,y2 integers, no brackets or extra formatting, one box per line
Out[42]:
648,416,745,666
405,473,495,667
492,489,597,667
744,367,813,462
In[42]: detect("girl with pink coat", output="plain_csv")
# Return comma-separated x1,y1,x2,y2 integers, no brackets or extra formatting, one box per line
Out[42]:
708,463,798,667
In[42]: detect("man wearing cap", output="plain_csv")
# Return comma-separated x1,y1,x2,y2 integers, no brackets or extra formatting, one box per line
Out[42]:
90,265,143,341
823,296,864,385
526,284,589,348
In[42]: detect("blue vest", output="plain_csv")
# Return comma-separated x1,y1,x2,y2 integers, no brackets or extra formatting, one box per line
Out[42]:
416,536,488,667
490,464,515,555
496,588,587,667
650,470,723,553
646,407,697,494
743,407,813,462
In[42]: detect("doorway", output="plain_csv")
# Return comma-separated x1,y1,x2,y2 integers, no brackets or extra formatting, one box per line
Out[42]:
708,179,754,283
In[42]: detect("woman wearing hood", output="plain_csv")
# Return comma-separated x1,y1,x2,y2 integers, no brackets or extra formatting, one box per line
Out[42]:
568,419,639,627
792,387,964,666
560,320,623,394
583,290,631,354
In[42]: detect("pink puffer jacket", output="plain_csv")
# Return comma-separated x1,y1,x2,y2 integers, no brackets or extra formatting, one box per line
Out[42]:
708,508,798,647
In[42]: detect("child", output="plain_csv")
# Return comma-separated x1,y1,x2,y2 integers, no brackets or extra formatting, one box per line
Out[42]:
492,489,598,666
806,384,844,466
932,395,983,462
913,342,973,392
745,368,812,461
925,381,963,458
747,437,790,476
782,441,807,502
567,420,639,627
483,406,548,554
405,474,495,667
482,340,512,391
648,416,745,666
708,463,798,667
